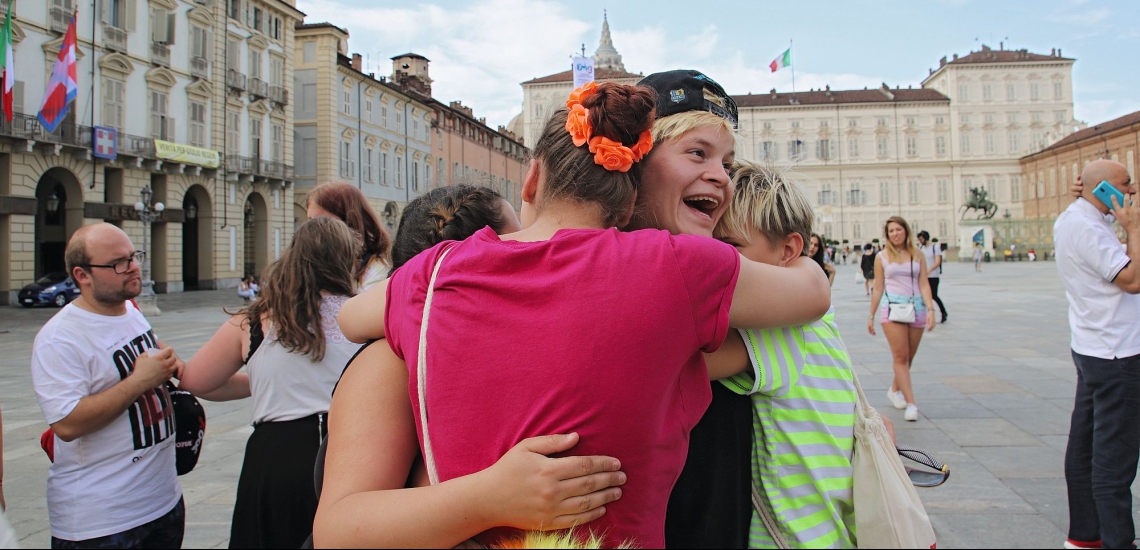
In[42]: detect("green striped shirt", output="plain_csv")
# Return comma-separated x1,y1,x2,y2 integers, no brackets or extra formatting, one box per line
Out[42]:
721,309,857,549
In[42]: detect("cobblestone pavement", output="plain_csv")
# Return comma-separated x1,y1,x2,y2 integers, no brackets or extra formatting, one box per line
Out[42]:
0,262,1133,548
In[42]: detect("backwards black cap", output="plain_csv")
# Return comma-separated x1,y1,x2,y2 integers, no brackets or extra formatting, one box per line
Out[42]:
637,70,738,129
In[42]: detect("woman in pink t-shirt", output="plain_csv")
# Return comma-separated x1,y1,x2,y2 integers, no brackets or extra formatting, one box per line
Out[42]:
316,83,831,548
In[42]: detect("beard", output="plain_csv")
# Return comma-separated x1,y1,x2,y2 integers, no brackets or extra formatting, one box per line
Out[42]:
89,275,142,305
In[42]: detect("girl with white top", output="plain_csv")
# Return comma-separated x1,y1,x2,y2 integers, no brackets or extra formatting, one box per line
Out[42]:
179,217,363,548
868,216,936,422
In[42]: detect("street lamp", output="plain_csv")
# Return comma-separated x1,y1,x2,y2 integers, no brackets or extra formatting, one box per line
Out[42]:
134,185,164,316
186,203,197,220
45,192,60,215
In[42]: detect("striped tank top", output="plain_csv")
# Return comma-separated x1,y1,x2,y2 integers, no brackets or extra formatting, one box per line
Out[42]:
720,308,857,549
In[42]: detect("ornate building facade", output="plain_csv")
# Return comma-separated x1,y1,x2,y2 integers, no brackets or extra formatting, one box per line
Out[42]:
519,20,1083,254
734,46,1079,251
0,0,301,304
292,24,527,235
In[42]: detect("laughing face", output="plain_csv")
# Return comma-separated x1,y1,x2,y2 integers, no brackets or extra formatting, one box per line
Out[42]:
629,125,735,237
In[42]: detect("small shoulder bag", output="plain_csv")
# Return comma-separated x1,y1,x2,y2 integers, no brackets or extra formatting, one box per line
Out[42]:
885,255,916,324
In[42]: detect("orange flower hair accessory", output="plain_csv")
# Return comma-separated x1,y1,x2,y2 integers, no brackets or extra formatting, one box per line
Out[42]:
565,104,592,147
588,136,636,173
563,82,651,172
630,129,653,162
566,81,598,109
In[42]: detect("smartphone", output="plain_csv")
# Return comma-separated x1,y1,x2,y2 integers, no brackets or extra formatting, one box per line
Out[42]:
1093,180,1126,210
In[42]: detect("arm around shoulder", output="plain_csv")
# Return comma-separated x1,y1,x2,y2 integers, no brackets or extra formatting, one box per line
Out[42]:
729,255,830,330
338,279,389,344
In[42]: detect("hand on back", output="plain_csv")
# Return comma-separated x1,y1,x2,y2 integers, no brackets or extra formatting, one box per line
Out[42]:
482,432,626,531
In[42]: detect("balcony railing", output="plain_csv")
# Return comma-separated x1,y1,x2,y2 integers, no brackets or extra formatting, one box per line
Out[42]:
259,159,292,179
191,56,210,80
150,43,171,68
269,86,288,105
227,155,292,180
227,69,247,91
0,113,92,148
50,8,71,33
248,78,269,99
118,132,154,157
104,26,128,53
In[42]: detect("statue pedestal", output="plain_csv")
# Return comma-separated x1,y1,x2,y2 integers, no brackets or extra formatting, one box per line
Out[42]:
959,224,994,257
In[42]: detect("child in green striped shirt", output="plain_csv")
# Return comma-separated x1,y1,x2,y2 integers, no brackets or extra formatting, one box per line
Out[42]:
716,161,858,549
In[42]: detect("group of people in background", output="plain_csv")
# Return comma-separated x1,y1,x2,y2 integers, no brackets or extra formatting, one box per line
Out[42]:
22,65,1020,550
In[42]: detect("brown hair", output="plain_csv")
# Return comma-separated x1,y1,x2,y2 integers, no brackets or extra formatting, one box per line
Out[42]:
532,83,656,226
882,215,919,264
306,182,391,284
242,217,358,361
390,185,511,273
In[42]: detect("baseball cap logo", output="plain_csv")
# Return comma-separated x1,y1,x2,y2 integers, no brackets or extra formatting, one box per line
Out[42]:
670,89,686,103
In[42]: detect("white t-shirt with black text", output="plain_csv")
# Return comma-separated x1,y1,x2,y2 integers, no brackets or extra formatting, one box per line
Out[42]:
31,304,181,541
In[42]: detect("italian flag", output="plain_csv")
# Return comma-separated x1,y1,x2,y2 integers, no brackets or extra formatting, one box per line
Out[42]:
769,48,791,73
0,5,12,122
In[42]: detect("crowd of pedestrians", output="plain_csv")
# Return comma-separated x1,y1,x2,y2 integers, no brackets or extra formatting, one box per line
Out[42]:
21,68,1139,550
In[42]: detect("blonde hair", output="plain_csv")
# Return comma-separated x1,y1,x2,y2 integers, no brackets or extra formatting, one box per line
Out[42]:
717,160,814,248
493,529,636,549
882,215,919,264
650,90,738,146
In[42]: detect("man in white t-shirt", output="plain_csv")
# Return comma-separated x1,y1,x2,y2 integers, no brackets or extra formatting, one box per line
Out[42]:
917,231,947,323
31,223,183,548
1054,159,1140,550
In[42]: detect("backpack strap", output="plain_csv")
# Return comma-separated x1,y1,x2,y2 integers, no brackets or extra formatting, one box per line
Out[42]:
246,314,264,365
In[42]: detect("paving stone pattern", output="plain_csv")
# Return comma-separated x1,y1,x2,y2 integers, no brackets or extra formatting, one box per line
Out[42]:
0,262,1135,548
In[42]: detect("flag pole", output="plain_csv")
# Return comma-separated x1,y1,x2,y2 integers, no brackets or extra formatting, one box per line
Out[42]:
790,39,796,101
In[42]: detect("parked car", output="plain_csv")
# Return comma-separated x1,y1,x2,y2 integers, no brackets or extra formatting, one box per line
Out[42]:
19,272,81,308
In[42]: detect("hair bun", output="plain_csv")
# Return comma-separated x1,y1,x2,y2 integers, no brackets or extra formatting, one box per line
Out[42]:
581,83,656,147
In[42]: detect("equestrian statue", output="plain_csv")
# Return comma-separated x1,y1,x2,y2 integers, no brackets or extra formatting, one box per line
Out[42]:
960,187,998,220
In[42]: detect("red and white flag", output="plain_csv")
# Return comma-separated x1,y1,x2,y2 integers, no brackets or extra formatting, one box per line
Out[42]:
38,10,78,133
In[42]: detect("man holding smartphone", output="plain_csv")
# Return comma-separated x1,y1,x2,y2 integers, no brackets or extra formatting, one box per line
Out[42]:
1054,159,1140,550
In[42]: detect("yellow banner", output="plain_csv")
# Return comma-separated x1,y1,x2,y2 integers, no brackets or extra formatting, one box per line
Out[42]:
153,140,222,169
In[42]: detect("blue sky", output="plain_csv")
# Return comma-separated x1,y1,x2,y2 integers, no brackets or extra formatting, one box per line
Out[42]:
296,0,1138,130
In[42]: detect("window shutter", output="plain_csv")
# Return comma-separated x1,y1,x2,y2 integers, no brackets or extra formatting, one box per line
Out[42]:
125,0,137,31
166,13,176,45
102,0,111,24
150,8,165,43
165,117,175,141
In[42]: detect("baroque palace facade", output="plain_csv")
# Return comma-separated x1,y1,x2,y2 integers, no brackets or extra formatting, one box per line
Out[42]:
519,19,1083,254
292,23,527,235
0,0,303,304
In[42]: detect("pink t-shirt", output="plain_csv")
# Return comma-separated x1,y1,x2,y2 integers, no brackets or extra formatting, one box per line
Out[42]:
385,226,740,548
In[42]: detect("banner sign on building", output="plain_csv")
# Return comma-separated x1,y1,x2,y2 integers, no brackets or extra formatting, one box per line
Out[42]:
93,126,117,160
572,56,595,89
153,140,221,168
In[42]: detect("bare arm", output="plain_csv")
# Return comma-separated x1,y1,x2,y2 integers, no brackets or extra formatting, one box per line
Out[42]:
825,263,837,287
728,255,831,330
53,348,176,442
179,317,248,396
338,279,389,343
917,255,936,332
314,343,627,548
868,256,886,336
704,330,749,380
193,373,251,402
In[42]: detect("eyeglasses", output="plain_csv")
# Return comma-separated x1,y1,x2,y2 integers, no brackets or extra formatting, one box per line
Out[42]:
86,251,145,274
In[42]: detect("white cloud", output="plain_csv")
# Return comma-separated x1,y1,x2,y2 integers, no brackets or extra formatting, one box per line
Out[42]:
297,0,888,128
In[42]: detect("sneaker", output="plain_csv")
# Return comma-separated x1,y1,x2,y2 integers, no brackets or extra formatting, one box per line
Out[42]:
887,389,907,410
905,404,919,422
1063,540,1103,549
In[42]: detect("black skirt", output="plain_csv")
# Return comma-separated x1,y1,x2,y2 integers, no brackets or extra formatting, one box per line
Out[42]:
229,414,327,549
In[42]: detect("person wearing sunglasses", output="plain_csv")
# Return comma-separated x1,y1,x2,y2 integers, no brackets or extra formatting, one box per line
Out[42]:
31,223,186,549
